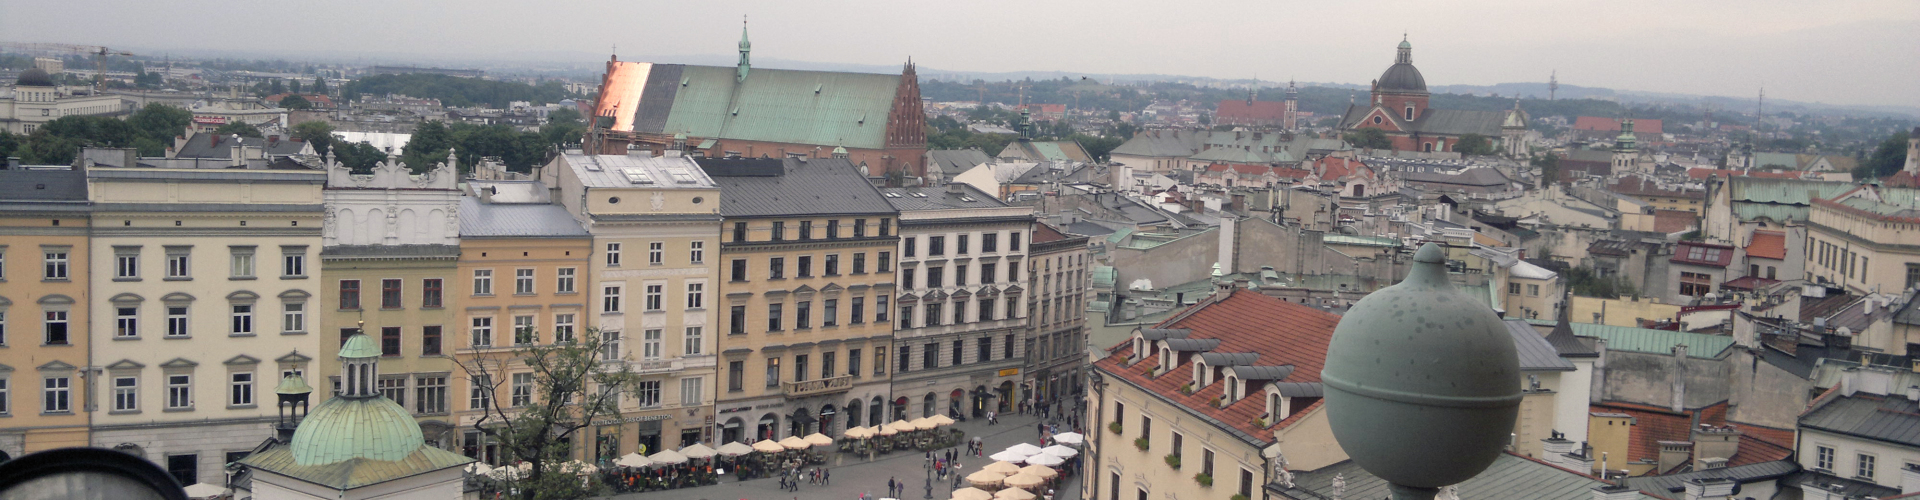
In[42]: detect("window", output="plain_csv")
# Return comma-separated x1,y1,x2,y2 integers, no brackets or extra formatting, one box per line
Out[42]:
983,234,998,252
511,373,534,407
903,268,916,290
473,270,494,296
1009,261,1019,280
980,298,994,321
734,222,748,242
41,250,68,280
728,361,745,392
378,378,405,407
958,234,969,254
44,310,68,345
880,218,891,236
229,372,254,407
851,297,865,324
729,306,747,335
601,330,621,359
854,219,867,238
954,301,966,324
849,349,863,376
689,241,705,263
824,299,838,327
799,221,813,241
875,346,887,375
553,314,575,343
765,357,782,387
642,329,663,360
929,236,945,256
605,242,622,266
470,317,493,347
1010,232,1021,251
1201,448,1213,478
853,253,866,274
685,282,704,309
795,354,810,382
339,280,361,310
825,254,840,275
165,248,190,279
822,352,836,380
982,263,997,284
879,251,892,272
645,284,664,311
770,257,785,279
165,306,187,338
900,305,914,329
922,343,937,369
114,376,137,411
1239,468,1254,498
681,377,703,406
167,455,197,489
1508,283,1520,295
648,242,664,265
978,336,991,361
1679,271,1713,297
768,303,783,331
0,378,8,414
415,376,447,414
230,304,253,335
796,301,812,329
684,327,704,355
510,269,534,295
731,259,748,281
636,380,661,407
827,220,840,239
602,285,622,313
167,374,192,409
116,307,139,338
1527,284,1541,296
925,302,943,326
1860,453,1877,480
876,295,890,323
1003,334,1015,362
951,340,963,366
469,375,493,410
513,316,536,345
422,326,442,355
116,248,140,279
905,237,917,257
899,345,913,372
772,221,786,241
281,247,306,277
43,376,70,413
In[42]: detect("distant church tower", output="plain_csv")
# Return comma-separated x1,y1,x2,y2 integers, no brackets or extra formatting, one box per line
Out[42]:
736,18,752,83
1285,80,1299,131
1904,127,1920,174
1612,118,1639,175
1501,98,1529,158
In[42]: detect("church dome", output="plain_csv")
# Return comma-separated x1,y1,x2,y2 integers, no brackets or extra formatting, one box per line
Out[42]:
16,68,54,87
288,395,424,465
1375,39,1427,94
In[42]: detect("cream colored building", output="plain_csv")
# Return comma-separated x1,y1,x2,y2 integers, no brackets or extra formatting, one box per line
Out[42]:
545,152,722,455
1805,185,1920,295
2,69,129,134
0,163,93,459
317,156,463,449
85,158,326,486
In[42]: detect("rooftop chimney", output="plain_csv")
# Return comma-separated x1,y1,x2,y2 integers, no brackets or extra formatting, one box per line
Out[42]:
1590,485,1640,500
1682,478,1736,500
1902,463,1920,494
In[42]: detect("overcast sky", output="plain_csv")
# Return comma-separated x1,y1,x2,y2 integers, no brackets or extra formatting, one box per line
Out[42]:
4,0,1917,107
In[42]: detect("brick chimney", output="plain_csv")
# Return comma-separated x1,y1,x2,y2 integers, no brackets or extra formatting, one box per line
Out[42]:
1682,478,1735,500
1690,425,1740,470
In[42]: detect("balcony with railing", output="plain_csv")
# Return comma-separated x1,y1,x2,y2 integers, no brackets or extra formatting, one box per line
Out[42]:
781,374,855,398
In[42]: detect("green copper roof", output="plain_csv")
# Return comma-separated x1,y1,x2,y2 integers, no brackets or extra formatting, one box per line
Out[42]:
654,65,902,150
275,373,314,395
1091,265,1116,290
239,441,472,490
289,396,425,465
1559,323,1733,359
339,334,382,359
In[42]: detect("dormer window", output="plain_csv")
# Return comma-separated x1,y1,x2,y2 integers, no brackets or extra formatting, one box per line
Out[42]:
1404,105,1415,121
1266,392,1281,420
1192,361,1206,387
1224,376,1238,404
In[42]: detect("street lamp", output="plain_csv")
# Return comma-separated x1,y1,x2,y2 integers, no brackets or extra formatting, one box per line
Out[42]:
1321,243,1522,500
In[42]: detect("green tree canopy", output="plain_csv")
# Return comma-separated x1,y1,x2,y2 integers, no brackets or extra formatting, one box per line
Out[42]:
288,79,302,94
311,76,329,95
279,95,314,110
454,329,636,500
213,121,264,139
1855,132,1911,180
291,121,336,157
269,78,285,95
340,73,578,108
1343,128,1391,149
1454,133,1498,156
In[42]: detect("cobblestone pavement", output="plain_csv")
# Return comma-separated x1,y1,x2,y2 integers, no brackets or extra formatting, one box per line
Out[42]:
603,412,1085,500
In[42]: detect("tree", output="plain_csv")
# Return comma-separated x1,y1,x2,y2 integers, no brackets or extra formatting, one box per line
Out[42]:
1532,153,1561,185
134,71,163,88
291,121,337,157
1343,128,1392,150
289,79,302,94
547,107,583,127
453,330,636,500
311,76,329,96
213,121,264,139
1854,132,1910,180
333,141,391,173
129,103,192,142
1454,134,1497,156
279,95,314,110
0,130,19,158
403,121,454,172
269,78,285,95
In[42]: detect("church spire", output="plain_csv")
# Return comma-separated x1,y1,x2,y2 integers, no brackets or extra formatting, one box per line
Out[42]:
737,16,752,83
1395,35,1413,65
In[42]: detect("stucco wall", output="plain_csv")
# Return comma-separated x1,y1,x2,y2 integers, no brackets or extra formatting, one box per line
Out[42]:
1111,229,1218,291
1601,350,1730,411
1726,347,1813,429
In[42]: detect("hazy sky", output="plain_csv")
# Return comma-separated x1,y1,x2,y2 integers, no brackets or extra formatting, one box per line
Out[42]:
4,0,1917,107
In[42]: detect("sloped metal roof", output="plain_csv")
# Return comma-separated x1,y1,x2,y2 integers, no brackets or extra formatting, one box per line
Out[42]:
1273,453,1659,500
240,441,473,490
1137,328,1191,341
1197,352,1259,366
879,184,1010,211
1570,322,1733,358
1620,460,1798,496
1230,365,1294,381
628,64,904,150
699,157,898,218
457,197,589,238
1801,392,1920,447
1504,319,1576,371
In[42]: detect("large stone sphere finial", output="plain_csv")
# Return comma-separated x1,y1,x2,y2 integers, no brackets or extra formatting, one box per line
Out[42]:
1320,242,1521,500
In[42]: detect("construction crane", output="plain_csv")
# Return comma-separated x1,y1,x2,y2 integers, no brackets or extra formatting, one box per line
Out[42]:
0,42,135,85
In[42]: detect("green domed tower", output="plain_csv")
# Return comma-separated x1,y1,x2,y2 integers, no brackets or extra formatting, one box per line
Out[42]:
238,334,474,497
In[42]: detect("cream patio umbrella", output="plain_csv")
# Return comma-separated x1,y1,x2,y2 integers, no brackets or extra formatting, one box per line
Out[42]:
614,453,653,468
994,487,1038,500
1002,472,1046,490
779,435,811,450
911,417,939,431
718,441,756,457
928,414,956,426
888,420,919,434
877,424,900,436
965,469,1008,488
1050,432,1084,445
951,487,996,500
1039,444,1078,458
981,461,1023,474
752,439,786,453
1023,453,1064,467
844,425,874,439
1003,443,1045,456
680,442,718,460
1018,464,1057,479
648,448,689,465
988,450,1030,463
804,432,835,446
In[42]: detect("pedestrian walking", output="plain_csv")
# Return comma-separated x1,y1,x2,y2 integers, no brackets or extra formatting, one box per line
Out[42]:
824,468,831,485
889,477,897,496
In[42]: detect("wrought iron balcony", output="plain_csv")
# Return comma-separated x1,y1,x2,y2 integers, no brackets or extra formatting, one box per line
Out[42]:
781,375,854,398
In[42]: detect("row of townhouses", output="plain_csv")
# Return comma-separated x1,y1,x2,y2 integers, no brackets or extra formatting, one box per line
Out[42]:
0,148,1091,486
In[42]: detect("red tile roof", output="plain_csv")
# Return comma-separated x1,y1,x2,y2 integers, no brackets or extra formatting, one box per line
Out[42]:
1574,117,1664,135
1685,168,1806,181
1745,231,1786,260
1031,222,1070,244
1592,401,1795,470
1216,100,1289,122
1313,156,1373,181
1092,288,1342,445
1652,210,1698,234
1612,176,1704,200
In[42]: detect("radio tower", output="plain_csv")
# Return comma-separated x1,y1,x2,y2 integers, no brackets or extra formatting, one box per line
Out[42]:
1548,70,1558,101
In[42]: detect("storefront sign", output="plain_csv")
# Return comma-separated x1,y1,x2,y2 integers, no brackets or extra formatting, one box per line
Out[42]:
590,414,672,426
997,368,1022,377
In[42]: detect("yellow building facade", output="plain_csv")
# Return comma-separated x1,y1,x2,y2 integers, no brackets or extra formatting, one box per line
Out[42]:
0,163,93,459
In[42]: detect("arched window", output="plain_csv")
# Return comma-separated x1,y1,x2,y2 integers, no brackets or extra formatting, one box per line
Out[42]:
1405,106,1415,120
922,393,936,417
1225,377,1238,403
1423,143,1434,153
